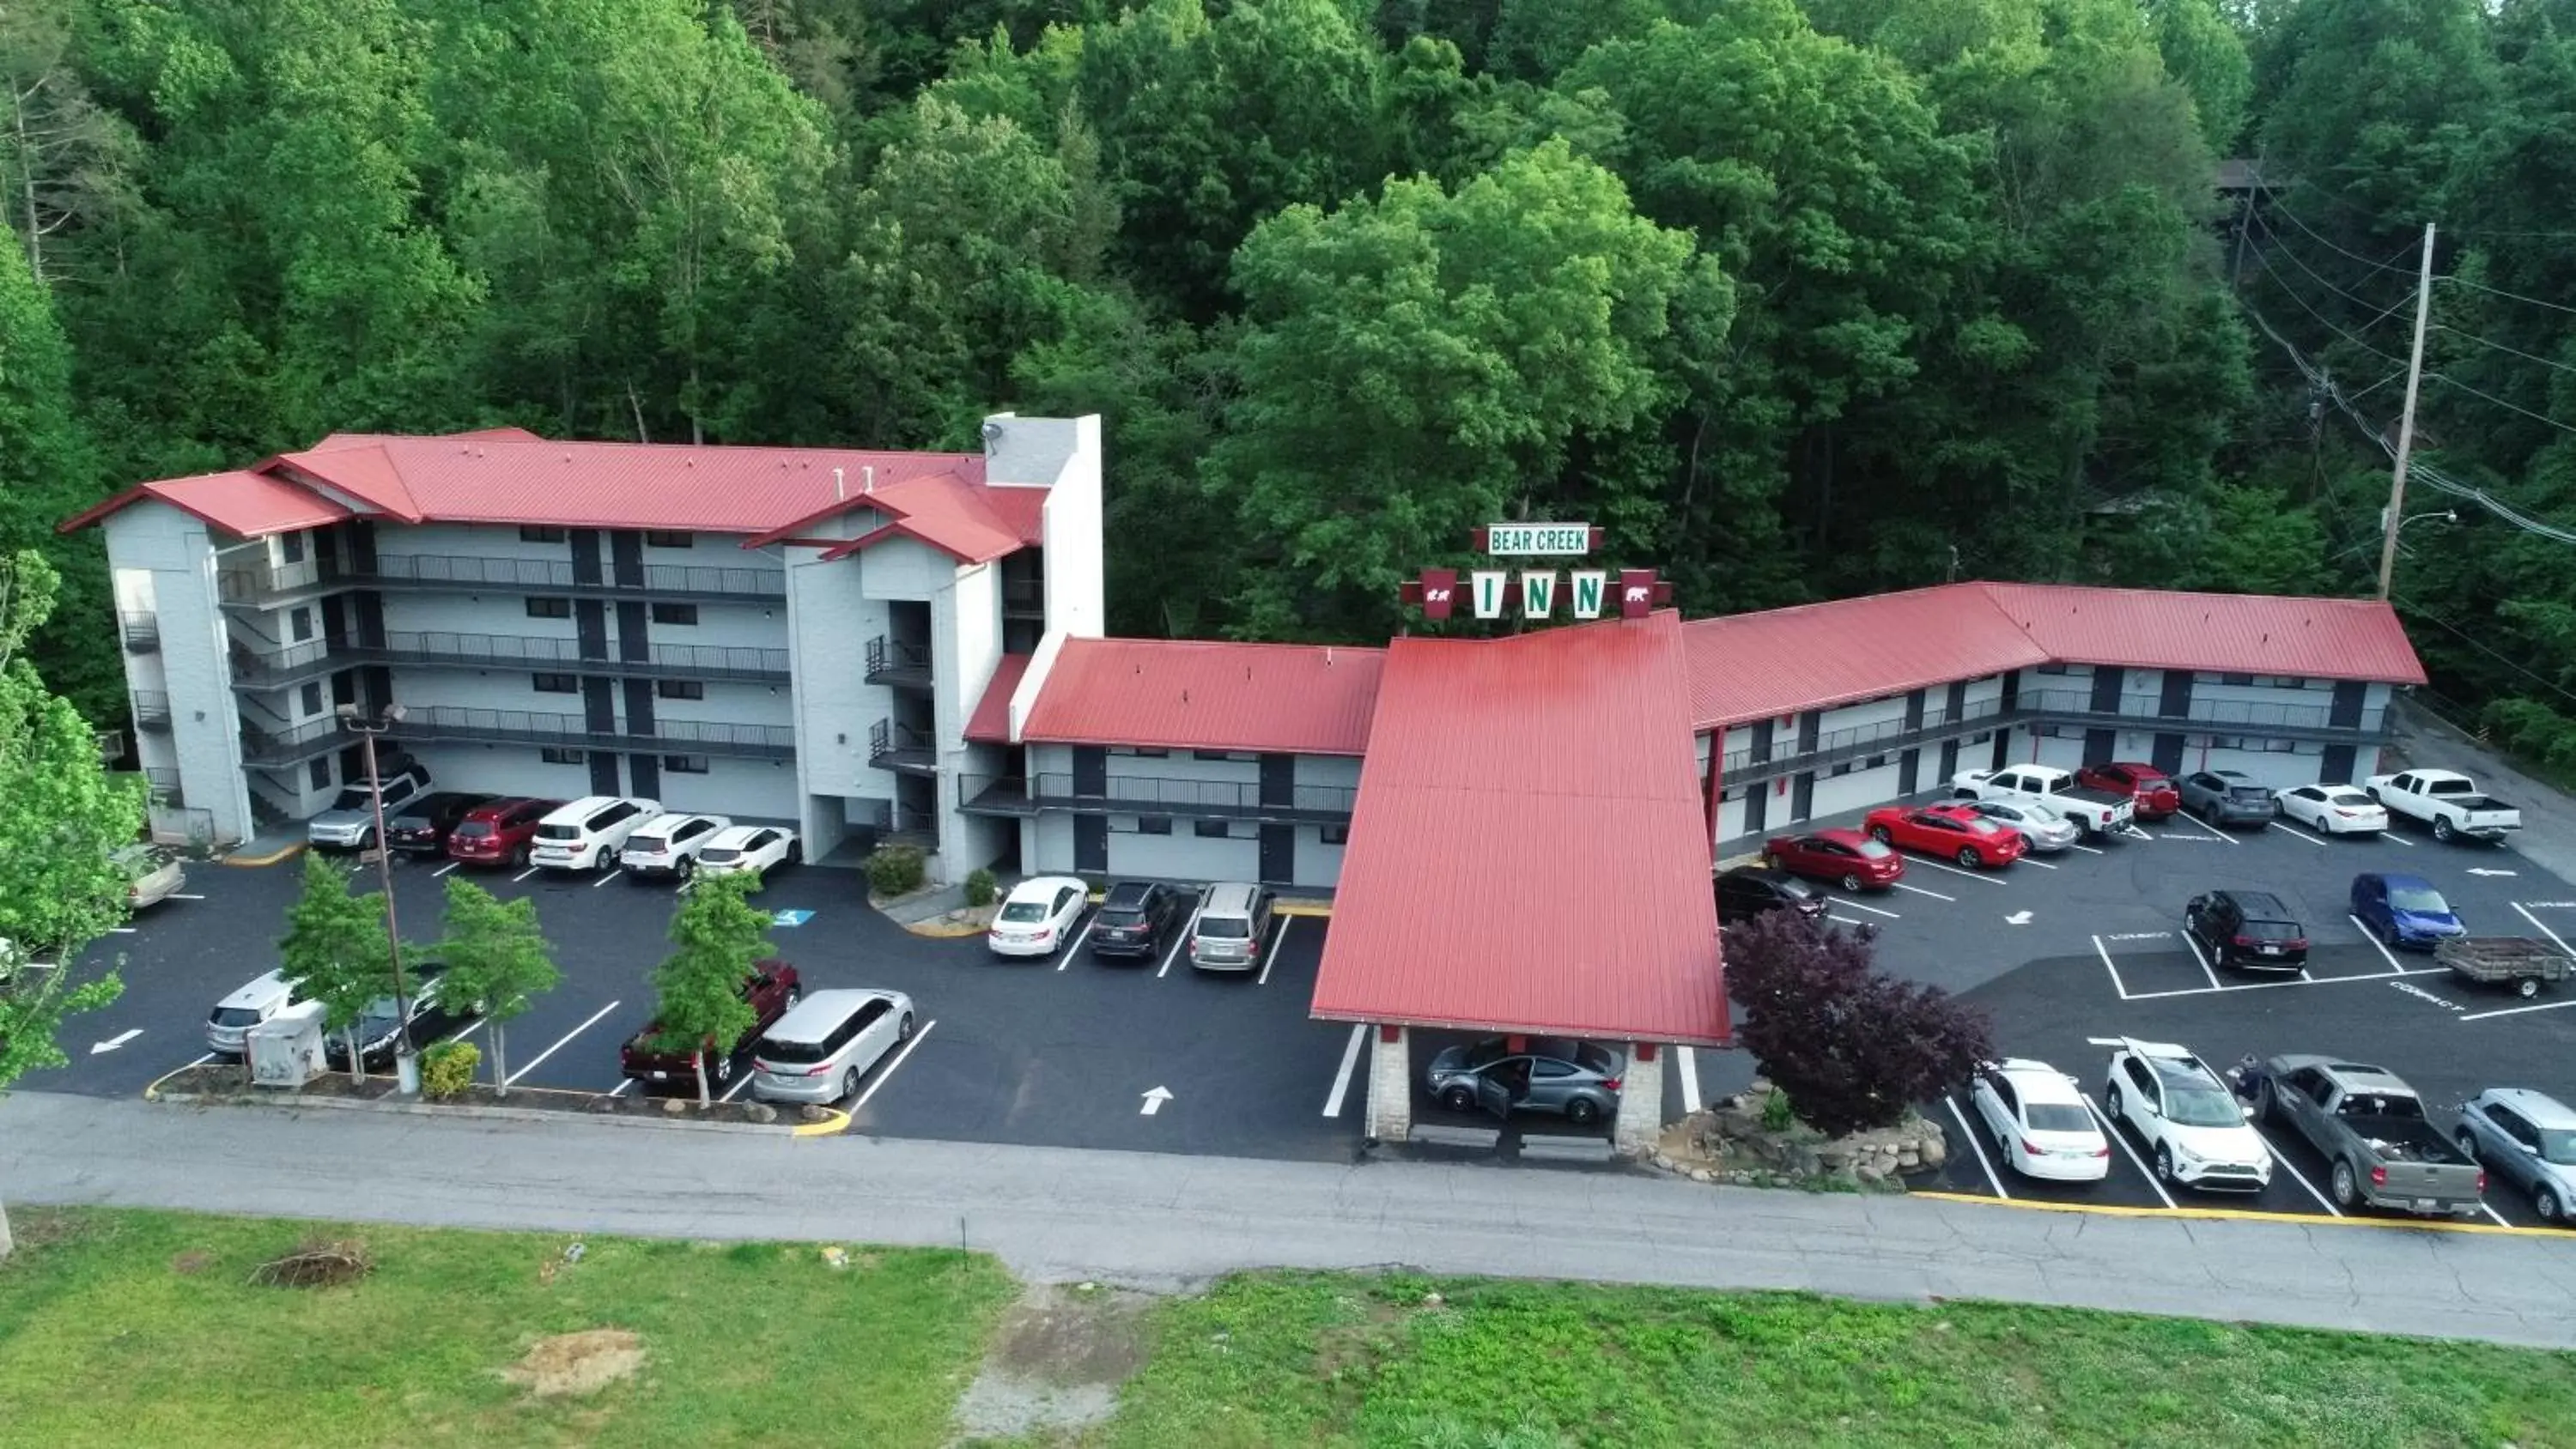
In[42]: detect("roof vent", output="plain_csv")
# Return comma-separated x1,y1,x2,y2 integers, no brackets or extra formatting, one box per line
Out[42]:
1327,648,1335,666
1182,689,1190,705
834,467,846,502
863,465,875,495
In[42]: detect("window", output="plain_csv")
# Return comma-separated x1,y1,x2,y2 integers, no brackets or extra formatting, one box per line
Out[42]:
1194,820,1232,839
643,530,694,549
2209,735,2247,750
1831,761,1854,777
307,758,331,790
2219,672,2254,687
2264,737,2299,753
519,525,568,544
649,603,696,626
656,679,704,700
542,747,586,765
1321,825,1349,846
1139,816,1173,835
527,597,573,620
662,755,709,773
1865,754,1889,770
1109,745,1169,758
2037,664,2068,676
300,682,324,717
290,607,313,643
532,673,578,694
1968,731,1993,744
279,532,306,564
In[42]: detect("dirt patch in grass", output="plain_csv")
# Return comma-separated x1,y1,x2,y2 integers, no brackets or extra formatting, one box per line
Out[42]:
501,1329,647,1399
168,1250,214,1276
954,1282,1152,1443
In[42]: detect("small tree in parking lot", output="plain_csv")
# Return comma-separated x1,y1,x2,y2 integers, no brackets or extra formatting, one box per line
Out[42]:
277,853,393,1084
1726,910,1992,1138
649,872,771,1106
432,876,560,1097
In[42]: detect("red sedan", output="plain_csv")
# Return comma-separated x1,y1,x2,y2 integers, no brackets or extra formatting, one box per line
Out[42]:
1762,828,1906,892
2078,761,2182,820
1862,804,2028,869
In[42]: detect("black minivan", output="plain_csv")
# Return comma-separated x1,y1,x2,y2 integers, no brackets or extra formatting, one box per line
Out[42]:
2184,888,2311,971
1090,880,1188,961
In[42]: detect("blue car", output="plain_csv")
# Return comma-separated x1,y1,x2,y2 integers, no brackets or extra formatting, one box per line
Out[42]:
2350,872,2466,949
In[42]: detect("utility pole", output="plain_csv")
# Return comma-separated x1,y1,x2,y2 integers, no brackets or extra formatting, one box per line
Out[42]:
2377,221,2438,602
338,702,419,1094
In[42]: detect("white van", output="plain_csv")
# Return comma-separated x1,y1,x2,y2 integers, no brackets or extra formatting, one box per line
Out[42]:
529,796,662,872
206,969,312,1055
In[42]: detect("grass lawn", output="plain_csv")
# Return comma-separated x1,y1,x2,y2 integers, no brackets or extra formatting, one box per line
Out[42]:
1078,1274,2576,1449
0,1206,1013,1447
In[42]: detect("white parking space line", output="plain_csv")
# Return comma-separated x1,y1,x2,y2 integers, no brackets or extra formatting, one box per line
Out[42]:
2091,936,2133,1000
2179,931,2222,991
432,863,459,878
2250,1125,2341,1216
437,1018,488,1046
2123,967,2445,1003
2067,842,2105,856
1257,917,1294,986
1912,857,2010,885
2084,1093,2173,1209
1057,910,1097,971
1947,1097,2008,1199
719,1066,756,1103
592,870,623,888
1157,913,1196,979
2378,830,2415,846
170,893,208,901
610,1077,637,1097
2268,820,2327,846
1826,914,1874,928
2481,1202,2514,1228
1891,881,1958,901
2162,813,2237,845
506,999,621,1086
2349,915,2407,974
184,1051,215,1070
513,866,541,882
1834,897,1903,919
2018,857,2059,870
1677,1046,1702,1115
1321,1022,1369,1118
2460,997,2576,1022
849,1018,936,1113
2512,901,2576,958
109,927,136,935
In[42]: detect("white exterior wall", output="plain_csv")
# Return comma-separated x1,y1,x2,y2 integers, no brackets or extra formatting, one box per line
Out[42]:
103,502,252,844
1105,819,1261,881
1809,761,1904,820
1291,826,1347,885
403,743,596,802
781,534,896,859
648,677,793,730
1715,791,1747,846
662,599,784,652
859,535,952,602
653,755,799,822
369,521,577,565
1815,694,1908,744
937,562,1005,880
1108,749,1261,792
378,590,583,642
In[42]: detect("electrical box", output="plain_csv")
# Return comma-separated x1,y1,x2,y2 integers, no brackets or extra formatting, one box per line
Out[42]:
247,1000,328,1088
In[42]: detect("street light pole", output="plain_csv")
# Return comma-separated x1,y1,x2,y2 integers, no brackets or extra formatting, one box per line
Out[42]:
338,702,418,1095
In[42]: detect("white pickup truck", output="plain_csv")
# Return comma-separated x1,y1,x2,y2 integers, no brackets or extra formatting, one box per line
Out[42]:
2366,768,2521,844
1950,764,2136,839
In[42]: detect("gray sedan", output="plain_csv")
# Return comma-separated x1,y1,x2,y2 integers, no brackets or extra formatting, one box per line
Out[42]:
2178,769,2275,828
1964,799,2081,852
1424,1037,1625,1126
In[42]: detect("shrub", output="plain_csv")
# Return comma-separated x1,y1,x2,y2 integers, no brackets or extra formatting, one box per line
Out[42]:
1760,1087,1795,1133
866,845,927,897
1726,911,1992,1138
963,867,998,908
420,1040,479,1100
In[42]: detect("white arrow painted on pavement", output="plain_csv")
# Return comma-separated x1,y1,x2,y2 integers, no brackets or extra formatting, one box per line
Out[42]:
2004,910,2032,925
2466,868,2518,877
89,1029,142,1055
1139,1085,1174,1117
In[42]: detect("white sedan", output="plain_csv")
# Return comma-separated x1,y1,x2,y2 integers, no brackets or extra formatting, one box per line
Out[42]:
2274,784,2389,835
990,876,1090,958
1968,1058,2111,1181
694,825,799,882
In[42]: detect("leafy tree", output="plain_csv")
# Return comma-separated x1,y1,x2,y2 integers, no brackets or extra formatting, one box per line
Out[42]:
0,229,114,726
649,872,772,1106
430,876,560,1097
276,852,393,1084
2147,0,2253,155
0,0,140,286
1725,909,1991,1139
0,549,138,1258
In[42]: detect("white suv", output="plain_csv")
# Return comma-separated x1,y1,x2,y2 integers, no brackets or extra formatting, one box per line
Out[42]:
618,811,732,878
529,796,662,872
2104,1037,2273,1193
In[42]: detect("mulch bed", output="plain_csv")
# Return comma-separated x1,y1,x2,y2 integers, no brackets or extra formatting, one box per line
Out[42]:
155,1064,824,1127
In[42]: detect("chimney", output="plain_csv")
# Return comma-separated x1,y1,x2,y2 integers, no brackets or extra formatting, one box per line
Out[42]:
863,465,876,495
834,467,846,501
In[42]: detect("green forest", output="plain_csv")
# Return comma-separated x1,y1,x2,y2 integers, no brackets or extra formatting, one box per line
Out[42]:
1,0,2573,765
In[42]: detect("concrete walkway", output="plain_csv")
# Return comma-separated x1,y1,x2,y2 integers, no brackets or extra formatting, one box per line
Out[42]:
5,1091,2573,1349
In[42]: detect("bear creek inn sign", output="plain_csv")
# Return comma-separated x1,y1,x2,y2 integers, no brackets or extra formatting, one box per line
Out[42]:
1400,523,1675,622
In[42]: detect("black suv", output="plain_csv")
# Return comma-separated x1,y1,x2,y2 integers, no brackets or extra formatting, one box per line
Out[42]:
387,791,498,855
1090,881,1187,961
1715,867,1829,925
2184,888,2310,972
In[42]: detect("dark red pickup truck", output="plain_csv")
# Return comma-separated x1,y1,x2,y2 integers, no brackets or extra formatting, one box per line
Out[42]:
617,959,802,1090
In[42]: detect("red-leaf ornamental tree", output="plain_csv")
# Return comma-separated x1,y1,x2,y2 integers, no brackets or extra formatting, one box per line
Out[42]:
1723,910,1993,1139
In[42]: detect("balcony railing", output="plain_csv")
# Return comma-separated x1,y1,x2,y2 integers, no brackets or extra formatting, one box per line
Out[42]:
229,635,337,685
1000,574,1045,617
143,767,183,806
384,706,796,760
229,631,794,687
238,715,348,767
865,634,933,688
119,612,160,653
2014,688,2356,734
218,552,788,604
131,691,173,731
869,718,938,773
959,772,1358,823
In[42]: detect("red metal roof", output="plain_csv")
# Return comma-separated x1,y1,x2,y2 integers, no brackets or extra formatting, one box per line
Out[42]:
1681,582,2426,729
1310,613,1728,1046
1019,638,1384,755
814,474,1045,564
966,653,1032,743
57,470,355,540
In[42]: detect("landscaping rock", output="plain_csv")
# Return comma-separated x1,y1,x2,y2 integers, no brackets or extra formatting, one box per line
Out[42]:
743,1103,778,1125
662,1098,687,1116
799,1105,833,1124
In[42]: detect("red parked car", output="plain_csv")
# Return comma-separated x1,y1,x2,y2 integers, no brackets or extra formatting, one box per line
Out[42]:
1762,828,1906,892
1862,803,2029,869
444,797,563,869
619,959,803,1090
2077,762,2182,820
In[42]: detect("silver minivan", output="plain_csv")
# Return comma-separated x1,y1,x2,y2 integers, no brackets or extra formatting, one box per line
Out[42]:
750,988,915,1106
1189,882,1273,973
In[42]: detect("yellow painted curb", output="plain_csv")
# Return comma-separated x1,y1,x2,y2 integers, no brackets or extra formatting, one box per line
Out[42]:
1908,1190,2562,1238
222,842,307,868
142,1059,212,1101
1714,850,1768,871
793,1107,852,1137
1273,900,1334,919
903,919,991,940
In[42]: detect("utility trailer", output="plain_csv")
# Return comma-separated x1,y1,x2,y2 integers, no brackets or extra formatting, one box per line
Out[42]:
2437,937,2573,1001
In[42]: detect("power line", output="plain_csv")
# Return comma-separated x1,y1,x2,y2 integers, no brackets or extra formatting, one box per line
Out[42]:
2428,372,2576,438
2246,212,2416,324
2249,242,2410,368
2392,594,2576,713
2255,185,2421,276
2438,271,2576,318
2432,323,2576,378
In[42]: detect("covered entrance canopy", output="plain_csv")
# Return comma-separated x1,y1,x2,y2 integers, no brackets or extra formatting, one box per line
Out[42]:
1310,611,1728,1149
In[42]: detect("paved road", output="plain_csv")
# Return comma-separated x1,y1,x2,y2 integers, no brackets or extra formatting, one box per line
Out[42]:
6,1093,2573,1349
2385,694,2576,885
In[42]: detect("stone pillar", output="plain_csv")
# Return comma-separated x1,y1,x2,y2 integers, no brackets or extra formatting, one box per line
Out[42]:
1364,1024,1412,1144
1613,1042,1665,1155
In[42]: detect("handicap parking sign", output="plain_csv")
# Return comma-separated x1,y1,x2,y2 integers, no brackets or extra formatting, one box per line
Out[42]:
772,909,815,928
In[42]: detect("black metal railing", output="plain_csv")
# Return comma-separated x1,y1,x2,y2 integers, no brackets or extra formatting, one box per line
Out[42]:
1719,701,2010,776
118,612,160,653
959,771,1358,822
228,630,793,685
229,635,337,684
143,767,182,805
2014,688,2358,734
1000,574,1045,615
218,552,788,603
865,634,933,686
238,715,347,766
131,691,173,731
868,718,936,769
383,706,795,760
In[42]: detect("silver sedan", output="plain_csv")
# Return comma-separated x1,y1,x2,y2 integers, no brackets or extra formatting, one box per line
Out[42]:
1964,798,2081,852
